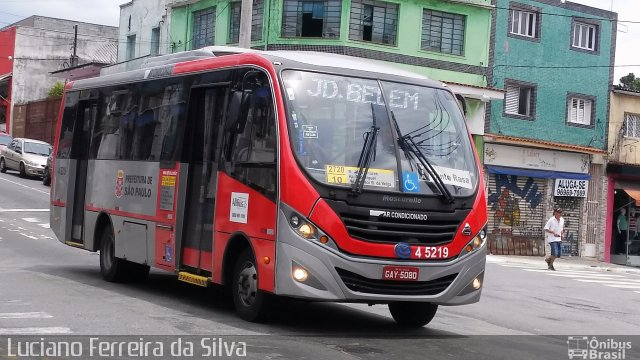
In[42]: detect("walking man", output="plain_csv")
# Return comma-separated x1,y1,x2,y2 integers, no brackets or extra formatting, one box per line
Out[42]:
544,208,564,271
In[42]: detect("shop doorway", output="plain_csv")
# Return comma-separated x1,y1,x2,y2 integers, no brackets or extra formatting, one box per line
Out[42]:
611,185,640,267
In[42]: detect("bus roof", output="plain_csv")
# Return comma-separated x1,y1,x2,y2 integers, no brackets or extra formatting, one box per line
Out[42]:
69,48,446,91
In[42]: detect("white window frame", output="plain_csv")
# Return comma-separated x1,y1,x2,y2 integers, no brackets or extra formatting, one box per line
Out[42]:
567,97,593,126
573,22,597,51
624,113,640,138
505,84,534,117
510,9,537,38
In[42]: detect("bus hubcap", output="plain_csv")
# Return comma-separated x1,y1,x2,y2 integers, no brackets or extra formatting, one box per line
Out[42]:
237,262,257,307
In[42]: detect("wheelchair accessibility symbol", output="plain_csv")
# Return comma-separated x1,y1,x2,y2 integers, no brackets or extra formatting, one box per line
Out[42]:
402,171,420,193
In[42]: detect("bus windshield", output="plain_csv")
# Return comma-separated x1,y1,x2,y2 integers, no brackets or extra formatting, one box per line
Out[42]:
281,70,478,197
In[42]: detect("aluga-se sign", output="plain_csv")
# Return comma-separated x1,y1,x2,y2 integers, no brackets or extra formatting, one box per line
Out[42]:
554,179,589,198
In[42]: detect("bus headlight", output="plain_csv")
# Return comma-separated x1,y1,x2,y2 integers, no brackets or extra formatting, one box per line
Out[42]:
459,225,487,258
289,213,318,239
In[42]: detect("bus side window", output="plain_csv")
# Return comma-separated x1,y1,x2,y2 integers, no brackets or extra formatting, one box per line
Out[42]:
57,92,79,159
224,71,277,200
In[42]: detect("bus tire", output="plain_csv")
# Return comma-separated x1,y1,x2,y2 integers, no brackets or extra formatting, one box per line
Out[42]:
0,158,6,173
388,302,438,328
99,225,127,282
19,162,26,178
232,248,269,322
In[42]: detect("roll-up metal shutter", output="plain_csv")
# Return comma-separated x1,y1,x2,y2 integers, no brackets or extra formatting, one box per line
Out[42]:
487,173,546,256
553,197,583,257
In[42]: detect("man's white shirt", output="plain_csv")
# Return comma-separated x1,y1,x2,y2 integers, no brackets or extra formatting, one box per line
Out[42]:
544,216,564,243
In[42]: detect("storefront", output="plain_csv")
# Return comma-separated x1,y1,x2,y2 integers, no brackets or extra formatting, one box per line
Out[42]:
484,143,591,256
606,163,640,267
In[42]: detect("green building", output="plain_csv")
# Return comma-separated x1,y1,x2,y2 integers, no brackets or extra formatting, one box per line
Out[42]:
164,0,504,152
484,0,616,259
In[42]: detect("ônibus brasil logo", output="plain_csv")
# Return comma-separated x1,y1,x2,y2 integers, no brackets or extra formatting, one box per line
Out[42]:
567,336,632,360
115,170,125,198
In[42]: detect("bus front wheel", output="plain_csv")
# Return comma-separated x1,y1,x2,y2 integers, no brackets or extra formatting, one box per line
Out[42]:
232,248,269,322
388,302,438,327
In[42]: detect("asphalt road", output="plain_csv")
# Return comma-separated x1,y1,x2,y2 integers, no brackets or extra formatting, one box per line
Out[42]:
0,169,639,359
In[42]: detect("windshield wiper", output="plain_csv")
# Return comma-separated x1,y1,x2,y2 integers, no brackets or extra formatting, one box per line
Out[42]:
351,104,379,195
390,110,454,203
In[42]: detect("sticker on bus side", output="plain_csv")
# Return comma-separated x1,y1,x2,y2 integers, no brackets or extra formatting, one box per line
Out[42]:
230,192,249,224
326,165,395,188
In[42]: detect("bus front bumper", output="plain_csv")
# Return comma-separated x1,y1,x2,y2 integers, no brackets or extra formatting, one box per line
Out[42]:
274,212,486,305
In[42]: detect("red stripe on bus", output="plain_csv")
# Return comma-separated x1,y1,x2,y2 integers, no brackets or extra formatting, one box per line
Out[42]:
84,205,167,223
52,200,66,207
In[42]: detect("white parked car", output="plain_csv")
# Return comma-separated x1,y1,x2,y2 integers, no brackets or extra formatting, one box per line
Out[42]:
0,138,52,178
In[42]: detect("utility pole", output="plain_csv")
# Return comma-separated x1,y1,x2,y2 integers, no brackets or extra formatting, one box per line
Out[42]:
238,0,253,49
71,24,78,67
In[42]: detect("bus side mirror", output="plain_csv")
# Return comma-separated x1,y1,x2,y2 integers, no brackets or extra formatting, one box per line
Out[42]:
455,94,467,117
226,90,252,134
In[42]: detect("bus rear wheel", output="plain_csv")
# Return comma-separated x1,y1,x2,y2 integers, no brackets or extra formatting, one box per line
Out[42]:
232,248,269,322
388,302,438,328
99,226,128,282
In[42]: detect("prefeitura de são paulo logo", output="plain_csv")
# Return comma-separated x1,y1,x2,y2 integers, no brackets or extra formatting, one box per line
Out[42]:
115,170,125,198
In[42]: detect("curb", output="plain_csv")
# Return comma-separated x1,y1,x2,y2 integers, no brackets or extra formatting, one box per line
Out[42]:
487,255,640,275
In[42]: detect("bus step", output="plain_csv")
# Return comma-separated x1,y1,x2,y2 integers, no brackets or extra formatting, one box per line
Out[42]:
178,272,209,287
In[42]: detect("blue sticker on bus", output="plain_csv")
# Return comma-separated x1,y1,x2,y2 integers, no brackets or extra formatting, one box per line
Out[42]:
165,244,173,263
402,171,420,193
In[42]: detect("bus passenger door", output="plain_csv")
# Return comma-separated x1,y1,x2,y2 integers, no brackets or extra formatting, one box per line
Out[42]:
180,85,227,273
68,99,97,245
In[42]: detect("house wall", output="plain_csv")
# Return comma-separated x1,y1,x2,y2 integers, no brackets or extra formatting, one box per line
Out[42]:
12,25,117,105
118,0,171,62
609,91,640,165
168,0,492,86
489,0,616,150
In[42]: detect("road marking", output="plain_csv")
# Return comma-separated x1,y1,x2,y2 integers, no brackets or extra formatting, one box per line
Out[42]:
604,284,640,289
0,209,49,213
39,223,50,228
522,269,624,278
0,327,71,335
576,279,640,285
0,176,49,195
19,233,38,240
0,312,53,319
21,217,40,223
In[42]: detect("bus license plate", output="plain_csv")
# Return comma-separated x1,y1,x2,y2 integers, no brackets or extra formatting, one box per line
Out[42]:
382,266,419,281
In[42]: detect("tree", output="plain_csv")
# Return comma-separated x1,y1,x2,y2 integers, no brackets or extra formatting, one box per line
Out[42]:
619,73,640,92
48,81,65,98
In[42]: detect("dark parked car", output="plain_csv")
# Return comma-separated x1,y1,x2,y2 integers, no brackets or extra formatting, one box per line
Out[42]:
43,152,52,186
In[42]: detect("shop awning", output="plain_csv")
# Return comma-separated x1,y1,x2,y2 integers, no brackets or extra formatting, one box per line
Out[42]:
486,165,591,180
617,181,640,203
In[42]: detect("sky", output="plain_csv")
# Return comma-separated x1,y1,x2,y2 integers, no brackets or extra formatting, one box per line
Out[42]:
0,0,638,83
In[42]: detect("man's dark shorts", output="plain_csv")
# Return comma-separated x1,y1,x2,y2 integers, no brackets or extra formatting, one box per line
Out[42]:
550,241,562,257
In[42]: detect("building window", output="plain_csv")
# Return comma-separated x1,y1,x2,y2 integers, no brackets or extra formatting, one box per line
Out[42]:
151,27,160,56
567,97,594,126
281,0,342,38
349,0,398,45
510,9,538,38
421,10,465,55
504,81,536,118
572,22,597,51
193,7,216,49
624,113,640,138
229,0,264,44
126,34,136,60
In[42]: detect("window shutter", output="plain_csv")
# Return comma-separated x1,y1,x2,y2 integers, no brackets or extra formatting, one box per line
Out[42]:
505,85,520,114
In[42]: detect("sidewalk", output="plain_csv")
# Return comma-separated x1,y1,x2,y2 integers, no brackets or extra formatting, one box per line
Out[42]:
487,254,640,275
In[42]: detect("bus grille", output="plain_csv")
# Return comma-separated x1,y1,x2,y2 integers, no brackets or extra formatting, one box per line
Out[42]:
336,268,457,296
325,200,468,246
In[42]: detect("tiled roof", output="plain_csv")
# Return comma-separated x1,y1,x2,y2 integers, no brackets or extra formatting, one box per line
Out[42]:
485,134,608,155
